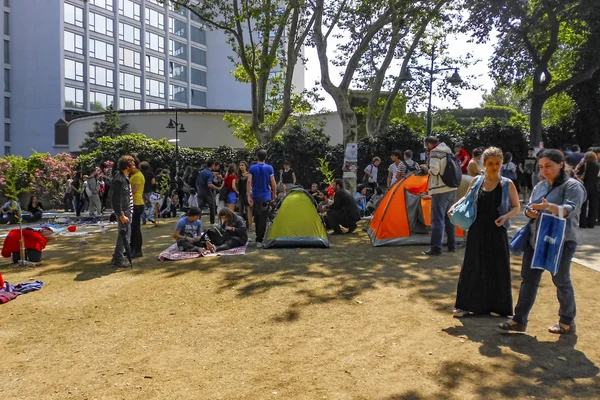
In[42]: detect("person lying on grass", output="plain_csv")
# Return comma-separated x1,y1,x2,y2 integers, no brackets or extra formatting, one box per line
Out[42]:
172,206,209,254
206,208,248,253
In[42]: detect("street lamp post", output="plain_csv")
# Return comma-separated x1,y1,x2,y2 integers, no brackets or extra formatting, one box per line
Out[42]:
166,109,187,173
398,45,464,136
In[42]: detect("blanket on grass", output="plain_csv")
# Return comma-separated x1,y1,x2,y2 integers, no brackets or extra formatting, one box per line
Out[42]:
0,280,44,304
158,243,248,261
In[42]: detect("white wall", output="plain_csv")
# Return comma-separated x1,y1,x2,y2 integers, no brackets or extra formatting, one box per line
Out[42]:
304,111,344,146
68,110,250,152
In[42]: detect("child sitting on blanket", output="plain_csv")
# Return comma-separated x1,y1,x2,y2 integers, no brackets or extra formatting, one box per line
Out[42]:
206,208,248,253
172,207,206,253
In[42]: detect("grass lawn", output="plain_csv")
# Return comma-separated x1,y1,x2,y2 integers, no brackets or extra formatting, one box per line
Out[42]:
1,219,599,399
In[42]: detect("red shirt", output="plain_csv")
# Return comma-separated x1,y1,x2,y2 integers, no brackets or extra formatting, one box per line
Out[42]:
1,229,47,258
457,149,470,174
224,174,237,191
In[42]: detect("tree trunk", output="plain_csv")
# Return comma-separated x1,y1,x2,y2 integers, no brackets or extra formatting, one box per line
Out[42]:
529,94,545,149
332,93,358,192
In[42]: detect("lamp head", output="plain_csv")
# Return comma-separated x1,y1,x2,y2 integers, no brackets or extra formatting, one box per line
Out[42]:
447,69,463,85
166,119,176,129
178,124,187,133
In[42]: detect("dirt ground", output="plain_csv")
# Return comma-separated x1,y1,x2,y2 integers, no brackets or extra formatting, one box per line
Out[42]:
1,219,599,400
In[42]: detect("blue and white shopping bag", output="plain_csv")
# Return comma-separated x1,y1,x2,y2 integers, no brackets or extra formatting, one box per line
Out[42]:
531,206,566,275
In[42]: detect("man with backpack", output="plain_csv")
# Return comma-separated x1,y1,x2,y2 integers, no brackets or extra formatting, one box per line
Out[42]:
420,136,461,256
397,150,420,181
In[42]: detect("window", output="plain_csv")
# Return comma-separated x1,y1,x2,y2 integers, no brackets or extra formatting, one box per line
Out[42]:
119,0,140,21
64,59,84,82
146,78,165,98
146,55,164,75
64,31,84,55
169,62,186,82
191,47,206,66
89,0,113,12
89,12,114,37
119,72,141,93
119,22,140,45
4,146,9,155
64,3,84,27
89,91,114,110
4,0,9,7
169,17,186,37
168,2,185,16
3,68,9,91
146,31,164,52
191,89,206,107
169,40,186,60
191,68,206,87
3,40,7,63
145,101,163,109
89,38,114,62
191,13,201,23
146,8,164,29
119,97,140,110
170,84,186,103
4,96,10,117
119,47,140,69
4,123,9,142
65,87,84,109
4,12,9,35
54,119,69,146
89,65,114,87
191,26,206,45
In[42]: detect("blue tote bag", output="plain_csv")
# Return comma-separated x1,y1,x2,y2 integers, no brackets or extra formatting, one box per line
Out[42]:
509,222,531,256
450,176,482,230
531,206,567,275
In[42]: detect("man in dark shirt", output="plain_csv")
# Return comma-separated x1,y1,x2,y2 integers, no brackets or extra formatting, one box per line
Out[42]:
566,145,584,168
111,155,135,268
325,179,360,234
196,159,220,224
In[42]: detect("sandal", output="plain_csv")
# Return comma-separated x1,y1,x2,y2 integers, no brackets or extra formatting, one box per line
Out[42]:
548,323,576,335
498,319,527,332
453,308,472,318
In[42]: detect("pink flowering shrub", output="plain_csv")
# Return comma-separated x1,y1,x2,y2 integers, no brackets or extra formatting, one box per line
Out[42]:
28,152,77,207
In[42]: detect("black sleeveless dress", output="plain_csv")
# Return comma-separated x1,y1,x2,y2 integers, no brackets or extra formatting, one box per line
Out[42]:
454,183,513,316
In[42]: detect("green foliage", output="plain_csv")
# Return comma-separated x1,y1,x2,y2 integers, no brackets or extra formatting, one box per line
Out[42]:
80,105,129,154
0,155,31,201
317,158,335,188
462,118,530,161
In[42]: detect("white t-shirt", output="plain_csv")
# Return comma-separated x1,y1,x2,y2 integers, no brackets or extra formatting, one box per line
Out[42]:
388,162,401,185
364,164,378,183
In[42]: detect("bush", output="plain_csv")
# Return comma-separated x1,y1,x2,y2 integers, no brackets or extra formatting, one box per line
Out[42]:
463,118,529,162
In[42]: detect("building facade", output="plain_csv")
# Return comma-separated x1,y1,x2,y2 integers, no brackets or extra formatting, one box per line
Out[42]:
2,0,273,157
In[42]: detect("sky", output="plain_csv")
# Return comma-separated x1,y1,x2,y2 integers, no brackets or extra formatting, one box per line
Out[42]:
303,32,497,113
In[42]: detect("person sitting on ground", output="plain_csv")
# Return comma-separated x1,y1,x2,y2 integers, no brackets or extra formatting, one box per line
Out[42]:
366,186,384,216
277,183,287,202
0,199,21,225
317,190,333,215
354,185,368,217
173,207,204,253
308,183,320,202
325,179,361,234
22,196,44,223
206,208,248,253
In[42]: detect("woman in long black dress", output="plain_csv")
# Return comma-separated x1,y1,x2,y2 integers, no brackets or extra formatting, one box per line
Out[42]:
450,147,521,318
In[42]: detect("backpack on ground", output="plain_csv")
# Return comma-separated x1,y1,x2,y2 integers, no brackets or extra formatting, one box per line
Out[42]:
441,154,462,188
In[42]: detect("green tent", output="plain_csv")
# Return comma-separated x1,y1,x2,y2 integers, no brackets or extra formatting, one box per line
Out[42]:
263,189,330,248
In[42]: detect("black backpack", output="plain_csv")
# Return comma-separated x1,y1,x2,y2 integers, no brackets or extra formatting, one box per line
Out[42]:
402,160,418,173
441,153,462,188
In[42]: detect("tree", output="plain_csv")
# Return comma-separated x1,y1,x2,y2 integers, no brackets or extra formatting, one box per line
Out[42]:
467,0,600,147
167,0,315,145
80,105,129,154
481,86,530,115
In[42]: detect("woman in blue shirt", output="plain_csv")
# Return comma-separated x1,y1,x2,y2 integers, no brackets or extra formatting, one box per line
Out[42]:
499,149,586,334
354,185,367,217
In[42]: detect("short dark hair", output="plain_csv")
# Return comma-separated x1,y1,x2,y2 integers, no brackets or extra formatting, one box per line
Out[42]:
283,160,290,166
118,155,134,171
528,147,535,152
187,207,201,217
257,149,267,161
140,161,151,171
571,144,580,152
133,156,140,169
424,136,439,145
321,191,330,198
205,159,215,168
334,178,343,188
357,184,365,193
189,188,196,195
392,149,402,158
473,149,482,157
404,150,413,158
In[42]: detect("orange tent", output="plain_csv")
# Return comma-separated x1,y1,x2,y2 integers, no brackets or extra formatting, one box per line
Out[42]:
367,173,466,246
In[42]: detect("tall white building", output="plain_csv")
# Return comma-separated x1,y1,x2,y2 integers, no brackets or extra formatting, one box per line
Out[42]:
1,0,273,156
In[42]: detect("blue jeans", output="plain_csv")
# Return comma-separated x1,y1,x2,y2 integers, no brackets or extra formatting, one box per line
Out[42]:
513,241,577,326
430,190,457,253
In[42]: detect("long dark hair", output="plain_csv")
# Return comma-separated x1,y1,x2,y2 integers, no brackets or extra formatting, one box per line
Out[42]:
218,208,237,224
538,149,567,188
